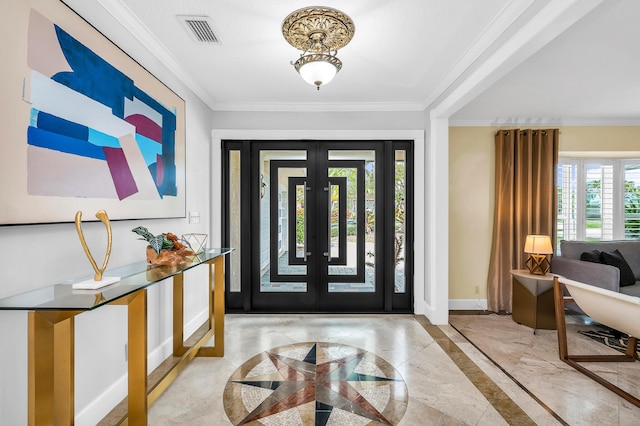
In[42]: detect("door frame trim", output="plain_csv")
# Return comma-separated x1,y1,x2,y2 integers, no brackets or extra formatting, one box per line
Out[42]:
212,129,429,317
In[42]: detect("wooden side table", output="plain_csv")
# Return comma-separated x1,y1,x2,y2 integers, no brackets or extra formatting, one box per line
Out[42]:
511,269,557,333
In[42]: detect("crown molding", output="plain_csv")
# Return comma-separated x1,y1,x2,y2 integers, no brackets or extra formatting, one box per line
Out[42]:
95,0,218,110
449,117,640,127
211,101,427,113
420,0,535,111
431,0,605,118
210,129,425,141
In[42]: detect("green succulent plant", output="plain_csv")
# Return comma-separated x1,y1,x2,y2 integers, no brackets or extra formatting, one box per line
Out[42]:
132,226,174,254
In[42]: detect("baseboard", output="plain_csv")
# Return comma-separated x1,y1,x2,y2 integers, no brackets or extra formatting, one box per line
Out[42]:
449,299,488,311
76,375,127,426
75,307,210,425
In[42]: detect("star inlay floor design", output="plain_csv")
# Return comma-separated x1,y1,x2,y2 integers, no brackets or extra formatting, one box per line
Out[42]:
223,342,408,425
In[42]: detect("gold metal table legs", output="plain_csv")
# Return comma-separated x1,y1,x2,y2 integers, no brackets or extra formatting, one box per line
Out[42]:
112,290,148,425
197,256,225,357
172,256,224,357
28,310,79,425
27,289,148,426
148,255,226,409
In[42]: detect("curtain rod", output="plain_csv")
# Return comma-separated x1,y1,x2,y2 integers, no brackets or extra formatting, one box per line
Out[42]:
501,129,559,136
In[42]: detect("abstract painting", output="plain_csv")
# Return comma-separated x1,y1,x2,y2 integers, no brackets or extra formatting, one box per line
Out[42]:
0,1,186,224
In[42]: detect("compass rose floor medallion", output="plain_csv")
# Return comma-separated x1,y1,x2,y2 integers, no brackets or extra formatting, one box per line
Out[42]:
223,342,409,425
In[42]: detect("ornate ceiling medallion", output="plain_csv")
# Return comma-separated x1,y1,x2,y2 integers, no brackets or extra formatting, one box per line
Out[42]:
282,6,355,52
282,6,355,90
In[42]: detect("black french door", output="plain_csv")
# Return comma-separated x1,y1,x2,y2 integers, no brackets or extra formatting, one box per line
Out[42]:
223,140,413,313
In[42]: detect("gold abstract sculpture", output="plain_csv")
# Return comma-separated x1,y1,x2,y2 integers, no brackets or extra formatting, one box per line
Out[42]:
73,210,119,289
75,210,112,281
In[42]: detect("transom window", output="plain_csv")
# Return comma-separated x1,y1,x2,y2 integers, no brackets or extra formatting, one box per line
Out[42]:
557,158,640,248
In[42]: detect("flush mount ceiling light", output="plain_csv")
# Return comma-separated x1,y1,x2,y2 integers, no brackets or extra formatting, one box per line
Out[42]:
282,6,355,90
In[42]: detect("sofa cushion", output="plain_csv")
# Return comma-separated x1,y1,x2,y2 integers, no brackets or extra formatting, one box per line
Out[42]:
560,240,640,280
619,282,640,298
600,250,635,287
580,250,601,263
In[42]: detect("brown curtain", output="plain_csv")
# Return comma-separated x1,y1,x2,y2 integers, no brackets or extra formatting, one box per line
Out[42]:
486,129,559,313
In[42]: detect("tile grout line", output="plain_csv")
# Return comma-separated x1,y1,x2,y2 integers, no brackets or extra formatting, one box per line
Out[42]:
446,318,570,426
414,315,541,426
446,320,570,426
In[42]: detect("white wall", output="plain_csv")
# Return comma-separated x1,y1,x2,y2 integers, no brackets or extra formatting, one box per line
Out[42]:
212,111,428,131
0,2,214,424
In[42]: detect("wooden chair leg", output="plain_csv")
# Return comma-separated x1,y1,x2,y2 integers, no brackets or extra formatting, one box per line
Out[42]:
627,336,638,359
553,277,569,360
552,277,640,407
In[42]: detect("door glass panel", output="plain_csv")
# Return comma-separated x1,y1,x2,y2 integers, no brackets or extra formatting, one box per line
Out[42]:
295,183,306,258
395,150,406,293
277,168,307,276
329,182,340,259
229,150,241,292
259,151,307,292
327,150,375,293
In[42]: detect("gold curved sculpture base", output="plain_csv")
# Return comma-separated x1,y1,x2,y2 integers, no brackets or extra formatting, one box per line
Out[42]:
73,210,120,289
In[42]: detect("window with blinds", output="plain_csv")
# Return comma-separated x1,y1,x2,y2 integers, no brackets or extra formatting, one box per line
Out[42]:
625,164,640,239
556,158,640,250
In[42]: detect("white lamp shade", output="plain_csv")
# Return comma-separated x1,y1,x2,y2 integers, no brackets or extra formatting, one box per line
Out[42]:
524,235,553,254
298,60,338,87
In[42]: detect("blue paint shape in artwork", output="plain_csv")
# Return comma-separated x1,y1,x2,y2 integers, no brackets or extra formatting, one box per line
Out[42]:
37,111,89,141
88,128,120,148
30,109,39,127
133,86,177,196
148,162,178,197
52,25,134,118
28,126,106,160
135,133,162,166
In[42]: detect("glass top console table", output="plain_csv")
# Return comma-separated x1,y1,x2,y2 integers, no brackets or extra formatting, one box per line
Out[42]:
0,248,233,426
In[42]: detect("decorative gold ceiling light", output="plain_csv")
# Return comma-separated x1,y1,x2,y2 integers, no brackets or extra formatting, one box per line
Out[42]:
282,6,355,90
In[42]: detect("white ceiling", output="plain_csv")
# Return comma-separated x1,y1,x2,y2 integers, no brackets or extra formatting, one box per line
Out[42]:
64,0,640,124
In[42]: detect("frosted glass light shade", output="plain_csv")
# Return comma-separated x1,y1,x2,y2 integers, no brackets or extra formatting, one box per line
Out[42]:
293,54,342,89
299,60,338,88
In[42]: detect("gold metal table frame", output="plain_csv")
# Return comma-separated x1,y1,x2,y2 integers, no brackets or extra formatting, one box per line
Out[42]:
1,249,231,426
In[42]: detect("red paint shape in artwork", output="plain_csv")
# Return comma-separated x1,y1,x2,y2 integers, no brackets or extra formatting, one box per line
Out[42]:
104,147,138,200
155,154,164,187
125,114,162,143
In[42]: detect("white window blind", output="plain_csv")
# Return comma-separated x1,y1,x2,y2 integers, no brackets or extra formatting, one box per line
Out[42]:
585,163,614,241
557,163,577,241
557,158,640,250
625,164,640,239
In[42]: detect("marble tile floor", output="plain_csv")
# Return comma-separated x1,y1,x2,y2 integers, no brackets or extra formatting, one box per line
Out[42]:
107,314,640,425
142,314,582,426
447,313,640,426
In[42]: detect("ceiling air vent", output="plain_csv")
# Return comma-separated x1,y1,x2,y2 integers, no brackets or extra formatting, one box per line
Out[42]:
178,15,220,44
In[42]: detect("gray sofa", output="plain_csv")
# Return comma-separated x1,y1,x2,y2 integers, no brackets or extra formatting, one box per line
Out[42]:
551,240,640,298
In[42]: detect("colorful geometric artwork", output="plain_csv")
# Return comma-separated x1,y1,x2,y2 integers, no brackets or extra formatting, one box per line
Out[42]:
0,1,185,224
26,9,175,202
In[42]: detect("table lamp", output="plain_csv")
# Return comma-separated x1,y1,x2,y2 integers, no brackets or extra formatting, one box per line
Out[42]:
524,234,553,275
